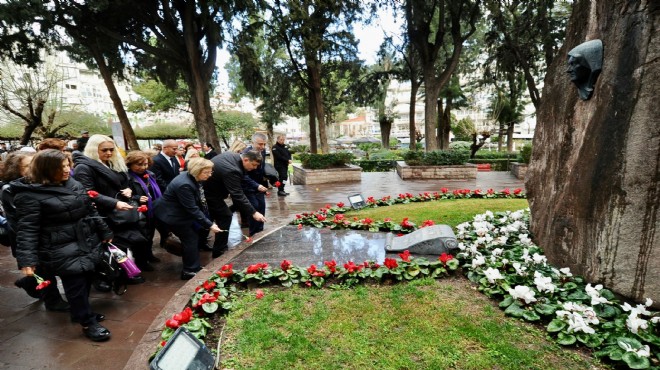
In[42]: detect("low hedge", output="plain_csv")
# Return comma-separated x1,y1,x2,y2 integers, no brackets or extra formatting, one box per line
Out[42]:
299,152,355,169
467,158,513,171
352,159,396,172
403,150,469,166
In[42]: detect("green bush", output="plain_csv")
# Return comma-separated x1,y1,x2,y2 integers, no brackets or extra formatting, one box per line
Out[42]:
289,144,309,154
353,159,395,172
473,151,518,159
467,158,512,171
519,143,532,164
403,150,469,166
449,141,471,151
299,152,355,169
369,150,403,160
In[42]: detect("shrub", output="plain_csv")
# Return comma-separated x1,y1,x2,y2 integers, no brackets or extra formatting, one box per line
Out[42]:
353,160,395,172
299,152,355,169
403,150,469,166
449,141,471,151
519,143,532,164
289,144,309,154
473,151,518,160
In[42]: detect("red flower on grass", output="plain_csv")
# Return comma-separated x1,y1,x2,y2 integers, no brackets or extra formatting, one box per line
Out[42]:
441,187,449,194
255,289,264,299
336,202,345,208
384,258,398,269
421,220,435,227
166,319,180,329
514,188,523,195
362,218,374,225
316,214,327,221
401,218,414,228
502,188,511,195
324,260,337,274
246,262,269,274
343,261,363,273
399,250,411,262
137,205,148,213
218,263,233,278
202,280,216,291
87,190,99,198
439,253,454,264
34,274,51,290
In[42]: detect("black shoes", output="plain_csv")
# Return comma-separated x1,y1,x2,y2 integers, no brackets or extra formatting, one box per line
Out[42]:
15,277,40,299
180,271,196,280
277,191,287,196
126,276,145,285
136,262,155,272
83,323,111,342
93,280,112,292
72,313,105,323
212,247,228,259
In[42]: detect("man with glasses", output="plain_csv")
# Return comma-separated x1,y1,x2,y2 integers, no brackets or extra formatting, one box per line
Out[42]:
150,139,180,187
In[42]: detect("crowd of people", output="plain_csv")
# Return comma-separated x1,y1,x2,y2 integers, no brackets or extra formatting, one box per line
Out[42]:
0,132,292,342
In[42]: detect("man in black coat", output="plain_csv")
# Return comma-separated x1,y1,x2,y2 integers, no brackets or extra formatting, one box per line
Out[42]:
203,150,267,257
272,134,292,196
149,139,180,187
202,142,217,160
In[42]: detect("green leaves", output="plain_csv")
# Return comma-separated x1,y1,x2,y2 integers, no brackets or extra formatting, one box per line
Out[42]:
621,352,650,369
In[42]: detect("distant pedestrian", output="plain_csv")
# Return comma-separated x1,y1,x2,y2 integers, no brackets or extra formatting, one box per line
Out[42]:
272,134,292,196
76,130,90,152
202,143,217,159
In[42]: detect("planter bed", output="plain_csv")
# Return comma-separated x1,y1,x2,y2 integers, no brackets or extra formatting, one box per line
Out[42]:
291,163,362,185
510,162,528,180
395,161,477,180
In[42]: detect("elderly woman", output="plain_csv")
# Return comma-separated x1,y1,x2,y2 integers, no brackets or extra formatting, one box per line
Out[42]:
154,158,221,280
11,149,113,341
72,134,146,286
125,151,165,271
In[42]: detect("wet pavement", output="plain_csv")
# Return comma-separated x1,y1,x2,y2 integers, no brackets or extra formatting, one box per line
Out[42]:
0,171,524,370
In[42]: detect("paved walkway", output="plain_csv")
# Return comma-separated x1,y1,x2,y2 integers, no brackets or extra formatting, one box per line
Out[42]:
0,171,524,369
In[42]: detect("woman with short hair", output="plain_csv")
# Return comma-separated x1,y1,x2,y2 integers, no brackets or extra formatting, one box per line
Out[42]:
11,149,113,341
154,158,221,280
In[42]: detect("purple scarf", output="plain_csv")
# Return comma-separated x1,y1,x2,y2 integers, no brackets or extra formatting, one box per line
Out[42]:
129,171,162,218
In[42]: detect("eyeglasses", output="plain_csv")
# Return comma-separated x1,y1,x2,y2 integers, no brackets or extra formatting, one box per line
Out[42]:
100,148,115,152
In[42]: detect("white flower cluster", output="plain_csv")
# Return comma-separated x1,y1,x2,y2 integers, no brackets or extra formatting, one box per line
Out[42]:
619,342,651,358
508,285,537,304
555,301,600,334
621,299,660,334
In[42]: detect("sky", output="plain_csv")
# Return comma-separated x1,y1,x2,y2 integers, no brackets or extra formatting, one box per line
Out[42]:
215,10,403,92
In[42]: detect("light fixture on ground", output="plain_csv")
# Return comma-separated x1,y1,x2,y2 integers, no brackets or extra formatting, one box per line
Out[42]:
150,327,215,370
348,193,366,209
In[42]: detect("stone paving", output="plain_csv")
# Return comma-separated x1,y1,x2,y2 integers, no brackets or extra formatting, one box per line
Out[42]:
0,171,524,369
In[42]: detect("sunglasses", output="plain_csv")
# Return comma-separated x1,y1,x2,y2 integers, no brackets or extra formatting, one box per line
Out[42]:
100,148,115,152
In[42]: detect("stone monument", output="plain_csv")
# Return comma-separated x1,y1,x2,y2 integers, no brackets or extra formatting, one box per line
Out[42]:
385,225,458,255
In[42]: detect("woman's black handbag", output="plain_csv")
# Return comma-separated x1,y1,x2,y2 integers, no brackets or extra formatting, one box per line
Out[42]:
107,194,141,226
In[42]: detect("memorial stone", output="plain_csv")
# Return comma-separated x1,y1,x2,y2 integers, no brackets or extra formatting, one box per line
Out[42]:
385,225,458,255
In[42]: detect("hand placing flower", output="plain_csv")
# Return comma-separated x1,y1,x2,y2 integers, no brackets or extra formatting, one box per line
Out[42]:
87,190,99,198
34,274,52,290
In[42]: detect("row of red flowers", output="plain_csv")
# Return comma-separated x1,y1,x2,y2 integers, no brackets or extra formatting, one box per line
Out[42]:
290,188,525,233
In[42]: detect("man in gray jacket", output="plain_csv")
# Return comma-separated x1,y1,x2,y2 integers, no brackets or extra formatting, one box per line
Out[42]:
203,150,267,257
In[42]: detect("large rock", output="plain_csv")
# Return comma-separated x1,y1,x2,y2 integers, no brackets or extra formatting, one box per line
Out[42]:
385,225,458,255
526,1,659,306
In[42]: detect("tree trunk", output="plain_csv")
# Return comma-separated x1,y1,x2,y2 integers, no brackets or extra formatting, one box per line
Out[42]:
423,66,441,152
380,117,392,149
90,47,139,150
17,97,44,145
439,95,453,149
497,121,505,151
408,81,420,151
307,59,329,154
506,122,515,152
308,89,317,153
526,0,660,307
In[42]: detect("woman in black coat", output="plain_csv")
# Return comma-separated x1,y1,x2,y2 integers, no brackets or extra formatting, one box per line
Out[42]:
73,134,146,284
12,149,113,341
154,158,221,280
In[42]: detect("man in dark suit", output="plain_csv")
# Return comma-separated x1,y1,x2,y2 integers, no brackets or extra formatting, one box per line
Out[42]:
149,140,180,187
204,150,267,258
202,142,217,160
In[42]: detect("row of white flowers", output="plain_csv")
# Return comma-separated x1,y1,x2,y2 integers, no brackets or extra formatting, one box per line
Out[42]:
454,209,659,369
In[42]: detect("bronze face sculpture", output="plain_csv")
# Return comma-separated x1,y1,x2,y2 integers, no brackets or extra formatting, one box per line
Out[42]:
566,39,603,101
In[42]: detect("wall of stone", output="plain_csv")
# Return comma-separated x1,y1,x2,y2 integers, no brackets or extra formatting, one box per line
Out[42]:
395,161,477,180
291,164,361,185
510,163,528,180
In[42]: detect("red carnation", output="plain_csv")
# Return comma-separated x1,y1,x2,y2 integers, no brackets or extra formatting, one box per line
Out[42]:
280,260,292,271
255,289,264,299
384,258,398,269
34,274,51,290
218,264,233,278
439,253,454,264
137,205,148,213
87,190,99,198
143,174,149,179
336,202,344,208
165,319,180,329
399,250,411,262
274,181,281,187
202,280,216,291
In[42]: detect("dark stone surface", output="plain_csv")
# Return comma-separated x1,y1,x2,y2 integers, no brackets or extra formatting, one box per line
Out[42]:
385,225,458,255
229,225,402,269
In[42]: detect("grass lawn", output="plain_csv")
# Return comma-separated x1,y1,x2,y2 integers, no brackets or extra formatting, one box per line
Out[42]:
210,198,608,369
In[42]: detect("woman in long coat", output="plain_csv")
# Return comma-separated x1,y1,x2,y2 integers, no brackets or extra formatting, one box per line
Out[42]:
12,149,113,341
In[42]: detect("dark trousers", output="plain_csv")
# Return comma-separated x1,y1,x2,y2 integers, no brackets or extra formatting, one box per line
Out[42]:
61,272,95,326
275,165,288,191
245,192,265,236
208,199,233,254
168,223,202,274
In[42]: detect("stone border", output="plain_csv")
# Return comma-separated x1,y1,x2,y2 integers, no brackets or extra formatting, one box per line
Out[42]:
291,163,361,185
122,227,283,370
395,161,477,180
510,162,528,180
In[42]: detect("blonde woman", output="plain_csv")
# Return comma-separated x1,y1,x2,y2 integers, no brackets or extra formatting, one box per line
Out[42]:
154,158,221,280
73,134,146,286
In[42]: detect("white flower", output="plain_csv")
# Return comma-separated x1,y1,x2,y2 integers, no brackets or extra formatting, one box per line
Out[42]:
512,262,527,276
635,304,651,316
496,236,508,245
471,255,485,268
521,248,532,263
645,298,653,307
484,267,504,284
533,271,556,293
498,216,508,224
510,210,523,220
621,302,633,312
491,248,504,257
519,234,533,245
509,285,537,304
637,345,651,358
585,284,609,305
457,242,466,251
559,267,572,277
625,312,649,334
474,214,486,222
651,317,660,324
532,253,547,265
501,258,509,265
555,301,599,334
